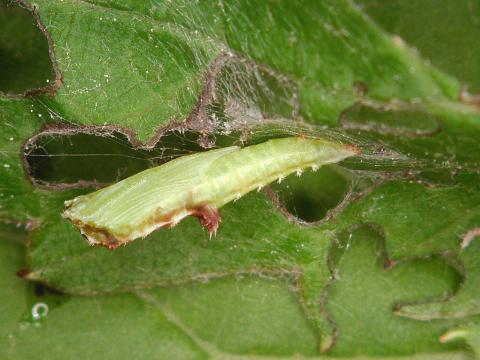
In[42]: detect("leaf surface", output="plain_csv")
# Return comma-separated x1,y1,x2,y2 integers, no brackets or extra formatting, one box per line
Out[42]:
1,0,480,358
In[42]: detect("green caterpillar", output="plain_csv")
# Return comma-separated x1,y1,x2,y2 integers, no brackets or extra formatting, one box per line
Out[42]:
63,137,358,249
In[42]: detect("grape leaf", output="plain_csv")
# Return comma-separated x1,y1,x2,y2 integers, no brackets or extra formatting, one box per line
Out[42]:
1,0,480,358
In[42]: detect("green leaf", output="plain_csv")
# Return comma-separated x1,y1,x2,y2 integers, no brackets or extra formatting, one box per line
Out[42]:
356,0,480,92
0,225,470,360
24,0,460,141
1,0,480,358
0,224,314,359
325,224,462,356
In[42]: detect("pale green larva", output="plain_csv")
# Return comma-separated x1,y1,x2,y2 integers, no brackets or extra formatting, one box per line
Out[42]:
63,137,358,249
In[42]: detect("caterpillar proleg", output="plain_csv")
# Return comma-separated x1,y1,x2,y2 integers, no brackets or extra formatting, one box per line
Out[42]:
63,137,358,249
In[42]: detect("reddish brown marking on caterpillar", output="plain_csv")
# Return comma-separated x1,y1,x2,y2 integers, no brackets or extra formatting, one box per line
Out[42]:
16,268,31,279
72,221,121,250
345,143,360,155
190,206,222,236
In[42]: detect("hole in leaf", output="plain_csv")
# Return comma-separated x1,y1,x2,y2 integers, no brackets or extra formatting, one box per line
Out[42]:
24,129,215,189
269,165,351,223
0,0,55,94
